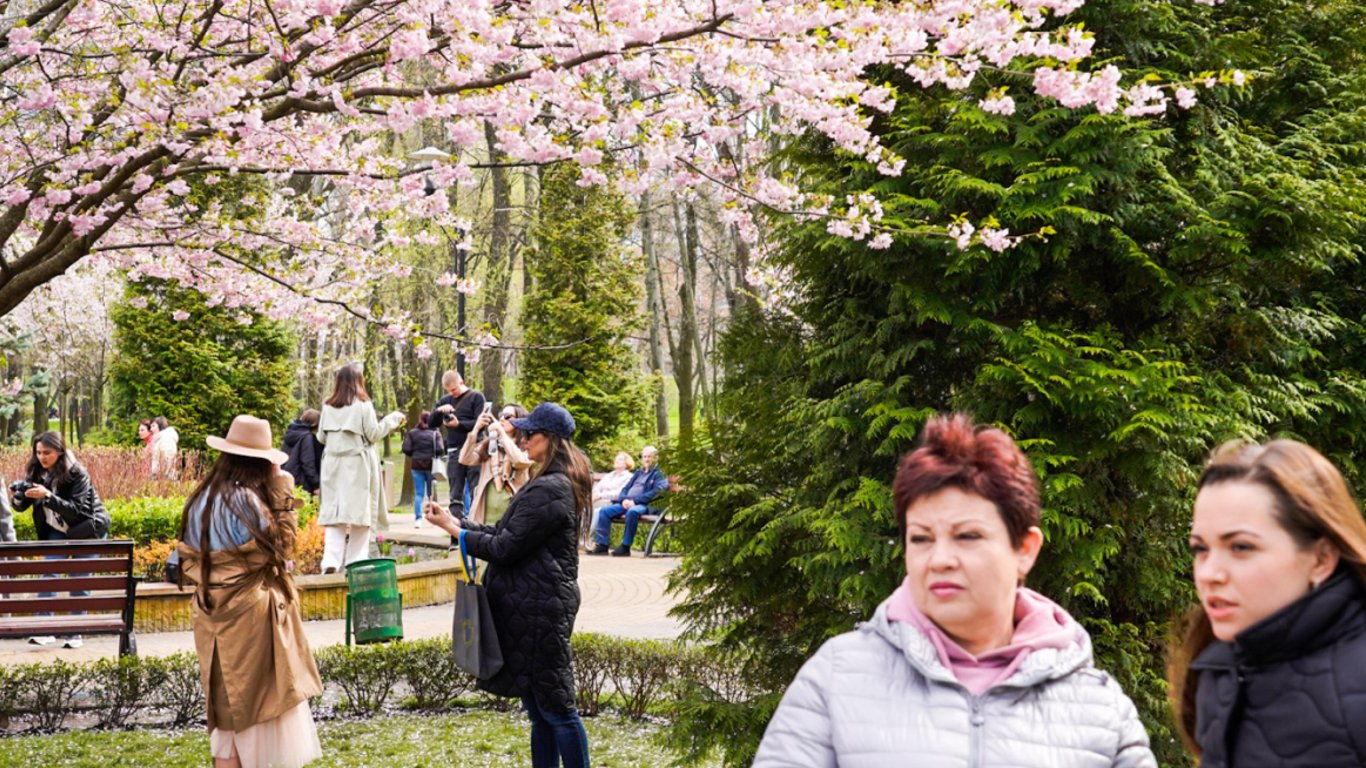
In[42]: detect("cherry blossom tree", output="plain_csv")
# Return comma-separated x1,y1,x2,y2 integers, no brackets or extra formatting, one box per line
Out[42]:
0,0,1228,345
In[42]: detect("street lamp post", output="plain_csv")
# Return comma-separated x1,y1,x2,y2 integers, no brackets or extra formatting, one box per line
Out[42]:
406,146,465,377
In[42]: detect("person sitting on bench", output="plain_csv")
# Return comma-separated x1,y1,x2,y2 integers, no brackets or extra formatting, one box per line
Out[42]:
588,446,667,557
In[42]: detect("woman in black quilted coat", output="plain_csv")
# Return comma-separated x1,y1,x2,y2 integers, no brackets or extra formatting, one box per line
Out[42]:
424,402,593,768
1170,438,1366,767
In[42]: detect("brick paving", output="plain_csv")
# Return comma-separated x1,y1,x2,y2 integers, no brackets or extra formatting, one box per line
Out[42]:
0,513,685,666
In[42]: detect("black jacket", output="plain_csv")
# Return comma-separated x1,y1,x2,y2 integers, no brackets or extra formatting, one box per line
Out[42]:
12,462,110,540
281,420,323,494
461,461,580,713
1191,567,1366,767
401,426,445,471
431,389,485,453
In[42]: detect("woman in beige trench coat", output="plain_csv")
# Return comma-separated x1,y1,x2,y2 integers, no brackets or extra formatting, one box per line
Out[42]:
459,402,533,525
317,363,405,573
177,415,323,768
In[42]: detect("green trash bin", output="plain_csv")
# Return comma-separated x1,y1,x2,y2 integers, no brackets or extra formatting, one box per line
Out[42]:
345,558,404,645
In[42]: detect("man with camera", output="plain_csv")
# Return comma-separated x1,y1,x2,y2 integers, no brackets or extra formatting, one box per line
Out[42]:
431,370,485,519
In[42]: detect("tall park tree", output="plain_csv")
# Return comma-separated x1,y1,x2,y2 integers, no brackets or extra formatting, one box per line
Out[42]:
520,162,649,460
110,280,296,450
0,0,1232,340
662,0,1366,764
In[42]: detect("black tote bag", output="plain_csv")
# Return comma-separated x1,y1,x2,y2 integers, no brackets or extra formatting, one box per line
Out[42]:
452,530,504,679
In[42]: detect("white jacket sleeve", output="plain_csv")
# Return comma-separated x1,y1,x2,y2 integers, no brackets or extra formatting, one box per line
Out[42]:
1109,679,1158,768
752,645,838,768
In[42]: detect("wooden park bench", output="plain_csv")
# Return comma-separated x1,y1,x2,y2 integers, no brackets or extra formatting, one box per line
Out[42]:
0,539,139,656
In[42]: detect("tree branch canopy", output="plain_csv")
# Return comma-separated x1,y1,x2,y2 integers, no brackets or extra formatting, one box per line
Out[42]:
0,0,1225,341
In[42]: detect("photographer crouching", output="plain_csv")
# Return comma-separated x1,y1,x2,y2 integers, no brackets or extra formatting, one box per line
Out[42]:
11,430,111,649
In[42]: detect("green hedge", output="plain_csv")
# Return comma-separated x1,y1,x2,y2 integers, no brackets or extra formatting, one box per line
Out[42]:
10,494,319,544
0,633,741,734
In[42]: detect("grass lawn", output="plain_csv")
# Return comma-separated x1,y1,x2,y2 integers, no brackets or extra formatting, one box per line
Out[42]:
0,710,715,767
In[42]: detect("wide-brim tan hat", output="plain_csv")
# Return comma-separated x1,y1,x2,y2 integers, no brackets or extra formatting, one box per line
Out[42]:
205,415,289,465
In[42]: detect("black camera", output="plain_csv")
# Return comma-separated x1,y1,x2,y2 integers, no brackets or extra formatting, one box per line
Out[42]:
9,479,32,495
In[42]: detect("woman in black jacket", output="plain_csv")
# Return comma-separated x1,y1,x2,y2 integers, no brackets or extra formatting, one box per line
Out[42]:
11,430,111,648
401,410,445,526
424,402,592,768
1170,438,1366,767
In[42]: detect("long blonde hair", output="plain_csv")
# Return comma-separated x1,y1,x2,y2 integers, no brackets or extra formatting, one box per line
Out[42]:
1169,439,1366,755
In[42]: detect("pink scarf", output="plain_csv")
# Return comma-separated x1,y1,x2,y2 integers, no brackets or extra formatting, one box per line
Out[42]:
886,576,1080,695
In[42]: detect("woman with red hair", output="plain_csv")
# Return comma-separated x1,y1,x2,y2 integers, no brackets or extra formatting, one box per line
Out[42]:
755,413,1155,767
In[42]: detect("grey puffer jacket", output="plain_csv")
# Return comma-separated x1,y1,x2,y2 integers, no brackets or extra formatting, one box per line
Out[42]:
754,598,1157,768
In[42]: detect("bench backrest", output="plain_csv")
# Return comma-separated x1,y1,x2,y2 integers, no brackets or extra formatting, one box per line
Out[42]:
0,539,137,616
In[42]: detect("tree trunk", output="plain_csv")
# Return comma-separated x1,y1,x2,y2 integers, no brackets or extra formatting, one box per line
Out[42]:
640,191,670,438
674,198,701,446
480,121,514,407
33,387,49,436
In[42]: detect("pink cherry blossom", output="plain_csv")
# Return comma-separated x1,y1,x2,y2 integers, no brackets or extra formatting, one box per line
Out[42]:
0,0,1231,345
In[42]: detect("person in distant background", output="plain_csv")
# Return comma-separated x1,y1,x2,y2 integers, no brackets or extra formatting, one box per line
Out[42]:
430,370,485,518
282,409,324,496
401,411,445,527
459,403,532,526
317,364,405,574
137,419,155,477
150,416,181,480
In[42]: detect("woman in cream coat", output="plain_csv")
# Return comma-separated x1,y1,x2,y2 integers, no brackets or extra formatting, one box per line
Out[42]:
317,363,404,573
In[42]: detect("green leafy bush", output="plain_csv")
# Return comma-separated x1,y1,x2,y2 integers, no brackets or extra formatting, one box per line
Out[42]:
608,638,681,720
15,660,84,731
0,665,20,720
570,633,616,717
156,652,205,726
316,643,400,715
87,655,170,729
394,637,471,710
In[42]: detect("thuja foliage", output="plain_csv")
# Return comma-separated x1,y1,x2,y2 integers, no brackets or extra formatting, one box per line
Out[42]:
664,0,1366,765
109,278,296,451
520,162,651,463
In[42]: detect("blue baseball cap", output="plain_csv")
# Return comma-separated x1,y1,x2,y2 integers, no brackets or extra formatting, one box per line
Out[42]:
510,402,576,439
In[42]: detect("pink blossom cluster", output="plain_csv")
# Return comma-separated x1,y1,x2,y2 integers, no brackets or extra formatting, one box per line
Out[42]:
0,0,1231,341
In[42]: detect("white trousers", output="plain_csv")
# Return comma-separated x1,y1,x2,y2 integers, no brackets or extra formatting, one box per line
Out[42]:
320,524,371,573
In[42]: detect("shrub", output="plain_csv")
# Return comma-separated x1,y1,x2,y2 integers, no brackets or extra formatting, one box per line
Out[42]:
316,643,400,715
0,664,20,721
394,637,472,710
157,652,205,726
108,497,188,543
0,447,203,502
609,637,682,721
13,495,186,544
16,659,84,731
87,656,170,729
571,633,616,717
293,520,325,575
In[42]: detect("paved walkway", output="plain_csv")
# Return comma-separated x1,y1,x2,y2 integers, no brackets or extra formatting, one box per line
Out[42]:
0,514,685,666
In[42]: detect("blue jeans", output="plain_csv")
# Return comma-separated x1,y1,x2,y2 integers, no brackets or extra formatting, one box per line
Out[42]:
522,693,590,768
39,531,93,626
411,470,435,519
594,503,650,548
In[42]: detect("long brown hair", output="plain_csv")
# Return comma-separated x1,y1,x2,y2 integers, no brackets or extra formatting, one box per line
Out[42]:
325,363,369,408
1168,438,1366,755
537,432,593,532
177,453,291,607
25,430,75,490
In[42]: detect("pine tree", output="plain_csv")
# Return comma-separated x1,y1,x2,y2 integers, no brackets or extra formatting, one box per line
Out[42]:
519,163,651,462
